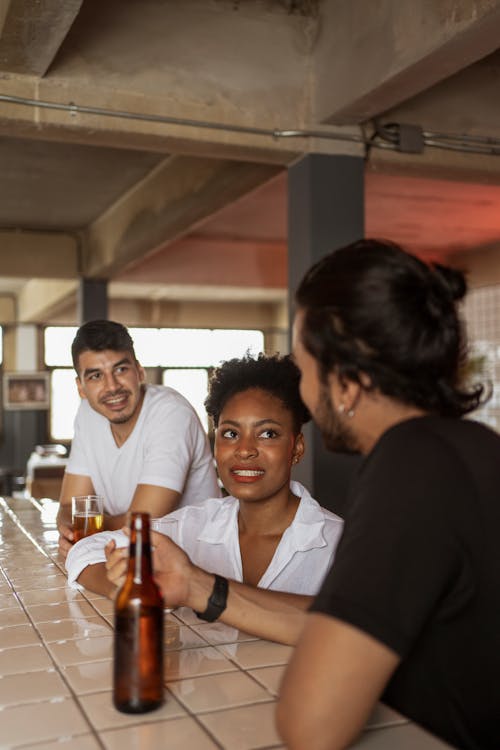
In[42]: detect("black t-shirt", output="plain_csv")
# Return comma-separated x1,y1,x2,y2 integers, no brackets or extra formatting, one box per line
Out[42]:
312,416,500,750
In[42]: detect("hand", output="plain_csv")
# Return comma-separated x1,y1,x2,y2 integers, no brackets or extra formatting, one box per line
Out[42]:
152,532,195,609
105,538,128,590
57,522,74,559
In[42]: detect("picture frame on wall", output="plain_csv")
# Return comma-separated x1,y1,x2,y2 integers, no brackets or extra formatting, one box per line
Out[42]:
3,372,50,411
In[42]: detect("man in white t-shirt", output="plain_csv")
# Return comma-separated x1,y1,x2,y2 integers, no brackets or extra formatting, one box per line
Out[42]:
57,320,220,557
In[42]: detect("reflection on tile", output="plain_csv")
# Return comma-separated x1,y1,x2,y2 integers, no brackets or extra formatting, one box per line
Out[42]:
18,587,86,606
0,697,90,747
199,701,279,750
90,598,115,617
217,640,293,669
191,621,258,646
100,716,219,750
164,646,237,680
62,659,112,694
26,600,97,622
46,635,113,666
352,723,452,748
37,616,112,642
0,669,70,707
0,592,20,609
0,624,41,649
0,607,29,627
169,670,271,713
165,622,208,651
0,643,53,675
6,573,67,592
19,735,102,750
248,665,285,696
79,688,186,730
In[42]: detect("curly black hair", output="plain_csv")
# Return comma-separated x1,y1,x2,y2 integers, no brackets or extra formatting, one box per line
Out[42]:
205,353,311,434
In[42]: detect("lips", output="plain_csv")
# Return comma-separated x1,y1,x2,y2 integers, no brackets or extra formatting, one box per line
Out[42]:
101,391,129,410
230,467,265,482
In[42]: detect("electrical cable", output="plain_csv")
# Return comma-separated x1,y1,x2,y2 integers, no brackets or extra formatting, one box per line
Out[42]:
2,92,500,157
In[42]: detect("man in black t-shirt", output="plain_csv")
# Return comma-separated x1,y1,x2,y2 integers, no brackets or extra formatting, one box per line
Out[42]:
149,240,500,750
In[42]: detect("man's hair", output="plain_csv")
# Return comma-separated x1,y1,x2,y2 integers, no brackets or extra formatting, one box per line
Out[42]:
205,353,311,433
71,320,136,372
295,238,485,418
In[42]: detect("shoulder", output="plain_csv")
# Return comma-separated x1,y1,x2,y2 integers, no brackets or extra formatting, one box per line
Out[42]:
143,384,197,416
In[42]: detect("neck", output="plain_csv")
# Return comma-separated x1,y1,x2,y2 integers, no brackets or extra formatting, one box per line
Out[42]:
238,483,299,536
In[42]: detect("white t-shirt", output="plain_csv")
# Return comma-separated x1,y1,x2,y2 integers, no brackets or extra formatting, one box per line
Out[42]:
66,481,344,596
66,384,220,514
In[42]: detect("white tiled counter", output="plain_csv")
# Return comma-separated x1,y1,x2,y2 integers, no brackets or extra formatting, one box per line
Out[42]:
0,496,453,750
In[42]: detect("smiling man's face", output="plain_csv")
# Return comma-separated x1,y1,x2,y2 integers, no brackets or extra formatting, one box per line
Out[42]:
76,349,145,426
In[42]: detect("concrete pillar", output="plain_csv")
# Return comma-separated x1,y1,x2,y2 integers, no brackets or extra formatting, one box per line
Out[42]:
78,279,108,323
288,153,364,516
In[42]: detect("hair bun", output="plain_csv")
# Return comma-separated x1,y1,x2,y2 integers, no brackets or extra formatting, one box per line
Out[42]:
432,263,467,302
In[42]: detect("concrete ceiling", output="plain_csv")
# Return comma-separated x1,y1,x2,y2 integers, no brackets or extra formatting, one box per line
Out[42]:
2,0,500,325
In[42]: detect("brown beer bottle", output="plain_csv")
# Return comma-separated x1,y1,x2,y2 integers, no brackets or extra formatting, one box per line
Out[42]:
113,512,165,713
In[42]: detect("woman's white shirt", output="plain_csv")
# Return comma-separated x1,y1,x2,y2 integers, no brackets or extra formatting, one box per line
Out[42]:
66,481,344,596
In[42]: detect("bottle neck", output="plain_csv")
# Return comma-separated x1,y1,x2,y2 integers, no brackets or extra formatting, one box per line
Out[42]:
127,512,154,584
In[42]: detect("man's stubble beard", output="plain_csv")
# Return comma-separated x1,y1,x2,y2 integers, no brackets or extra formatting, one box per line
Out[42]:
316,382,360,454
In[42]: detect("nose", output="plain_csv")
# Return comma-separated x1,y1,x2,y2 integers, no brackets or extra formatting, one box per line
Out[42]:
103,371,120,391
235,435,258,459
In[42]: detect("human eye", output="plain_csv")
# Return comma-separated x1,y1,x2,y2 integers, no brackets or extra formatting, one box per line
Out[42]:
87,372,101,382
221,428,238,439
259,428,279,439
115,365,129,374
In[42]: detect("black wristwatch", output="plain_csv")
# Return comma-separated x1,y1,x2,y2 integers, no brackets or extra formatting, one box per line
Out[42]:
195,574,229,622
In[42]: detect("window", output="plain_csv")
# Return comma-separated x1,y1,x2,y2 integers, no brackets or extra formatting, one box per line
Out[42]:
45,327,264,441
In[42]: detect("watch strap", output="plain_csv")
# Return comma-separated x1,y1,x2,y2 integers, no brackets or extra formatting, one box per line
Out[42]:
195,574,229,622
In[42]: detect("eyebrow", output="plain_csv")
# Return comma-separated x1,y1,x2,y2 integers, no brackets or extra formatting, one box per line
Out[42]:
219,418,283,428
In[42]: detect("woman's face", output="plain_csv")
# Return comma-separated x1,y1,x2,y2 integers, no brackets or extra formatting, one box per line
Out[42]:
214,387,303,504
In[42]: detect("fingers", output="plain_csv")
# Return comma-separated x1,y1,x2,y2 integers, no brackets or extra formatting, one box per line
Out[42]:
105,543,127,589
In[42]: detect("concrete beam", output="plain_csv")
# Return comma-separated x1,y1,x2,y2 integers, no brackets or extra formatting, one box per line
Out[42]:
0,0,83,76
315,0,500,124
0,230,79,277
83,155,282,279
17,278,77,323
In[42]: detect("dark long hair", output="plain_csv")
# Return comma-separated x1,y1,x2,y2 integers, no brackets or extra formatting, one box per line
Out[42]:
295,239,485,417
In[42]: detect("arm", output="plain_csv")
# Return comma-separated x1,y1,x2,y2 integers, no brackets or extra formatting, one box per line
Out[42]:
57,472,95,557
276,613,400,750
77,562,117,599
152,533,310,644
105,483,181,530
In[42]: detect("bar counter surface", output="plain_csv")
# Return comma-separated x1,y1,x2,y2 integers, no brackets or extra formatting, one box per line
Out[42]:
0,495,454,750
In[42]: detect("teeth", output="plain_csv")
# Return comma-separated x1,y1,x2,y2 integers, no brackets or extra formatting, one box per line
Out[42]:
233,470,264,477
106,396,126,404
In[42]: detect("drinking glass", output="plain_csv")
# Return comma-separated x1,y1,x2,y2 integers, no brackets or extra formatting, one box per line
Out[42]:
72,495,104,542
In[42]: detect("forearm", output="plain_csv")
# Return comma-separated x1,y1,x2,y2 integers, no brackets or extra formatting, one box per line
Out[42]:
158,566,309,645
77,562,118,599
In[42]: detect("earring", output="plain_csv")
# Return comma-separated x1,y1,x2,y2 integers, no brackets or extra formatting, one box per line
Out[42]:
338,404,345,414
347,408,355,418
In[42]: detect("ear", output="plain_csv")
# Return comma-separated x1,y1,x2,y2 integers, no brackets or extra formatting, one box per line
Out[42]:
136,361,146,384
76,376,87,400
292,432,305,465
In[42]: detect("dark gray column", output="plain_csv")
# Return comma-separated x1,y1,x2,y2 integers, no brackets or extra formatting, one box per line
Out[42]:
78,278,108,323
288,153,364,517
